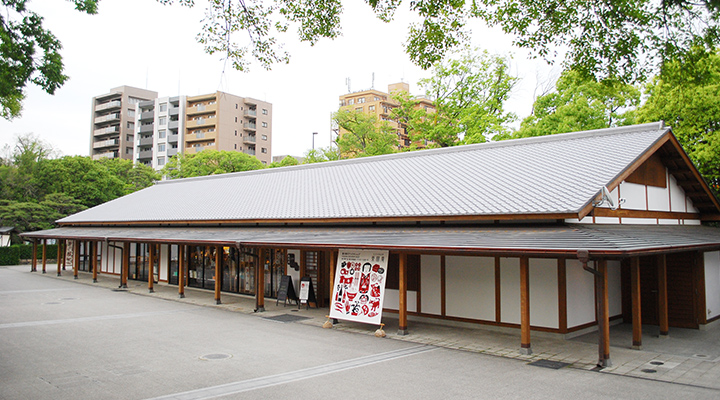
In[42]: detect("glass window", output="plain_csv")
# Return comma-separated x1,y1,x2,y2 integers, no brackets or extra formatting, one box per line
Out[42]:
369,105,375,111
262,109,268,115
128,109,135,117
262,122,268,128
358,97,366,103
158,144,166,152
157,156,165,166
159,117,166,125
355,107,363,112
159,103,167,112
348,99,354,105
261,147,267,154
261,135,267,141
127,122,134,129
126,134,133,141
159,130,166,138
126,147,133,154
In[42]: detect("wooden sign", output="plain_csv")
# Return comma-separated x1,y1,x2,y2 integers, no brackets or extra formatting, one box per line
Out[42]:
276,275,298,306
329,249,389,325
299,276,316,309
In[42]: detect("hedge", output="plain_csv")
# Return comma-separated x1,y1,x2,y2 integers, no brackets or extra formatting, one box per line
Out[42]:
0,243,59,265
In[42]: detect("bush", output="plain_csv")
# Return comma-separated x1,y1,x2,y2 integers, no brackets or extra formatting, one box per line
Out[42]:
0,243,59,265
0,246,20,265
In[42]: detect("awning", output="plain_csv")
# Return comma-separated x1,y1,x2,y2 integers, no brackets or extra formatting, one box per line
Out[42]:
20,224,720,257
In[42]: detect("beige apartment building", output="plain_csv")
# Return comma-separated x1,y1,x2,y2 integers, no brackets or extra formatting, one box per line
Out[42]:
338,82,434,149
185,91,272,165
90,86,158,160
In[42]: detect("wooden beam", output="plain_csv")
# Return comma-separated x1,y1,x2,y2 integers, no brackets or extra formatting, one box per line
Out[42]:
256,248,265,312
597,259,611,367
121,242,129,288
214,245,222,304
520,256,532,355
91,241,98,283
398,253,408,335
592,208,699,220
61,240,66,271
31,239,37,272
657,254,669,337
73,240,80,280
178,244,185,298
148,244,155,293
41,239,47,274
56,240,62,276
558,259,567,333
631,257,642,349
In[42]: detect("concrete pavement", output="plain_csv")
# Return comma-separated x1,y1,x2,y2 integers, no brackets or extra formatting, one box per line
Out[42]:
17,264,720,391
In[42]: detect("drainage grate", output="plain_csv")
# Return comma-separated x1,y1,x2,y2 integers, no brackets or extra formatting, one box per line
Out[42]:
528,360,570,370
200,353,232,361
641,369,657,373
262,314,311,323
44,301,62,305
650,361,664,366
60,297,76,301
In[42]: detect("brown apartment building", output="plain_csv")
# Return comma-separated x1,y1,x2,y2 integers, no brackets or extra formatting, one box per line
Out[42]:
90,86,158,161
338,82,434,149
185,91,272,165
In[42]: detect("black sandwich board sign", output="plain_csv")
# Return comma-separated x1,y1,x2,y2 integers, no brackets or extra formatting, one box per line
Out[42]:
276,275,298,306
298,276,317,309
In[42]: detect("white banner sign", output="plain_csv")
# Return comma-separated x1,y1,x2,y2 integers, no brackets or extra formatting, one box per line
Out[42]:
329,249,389,325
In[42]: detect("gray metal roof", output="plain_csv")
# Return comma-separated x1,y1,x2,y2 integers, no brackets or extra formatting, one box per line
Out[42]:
21,224,720,256
59,122,671,224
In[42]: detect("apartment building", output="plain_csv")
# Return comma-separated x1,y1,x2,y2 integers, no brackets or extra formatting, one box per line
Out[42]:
134,96,186,170
338,82,434,149
185,91,272,165
90,86,158,160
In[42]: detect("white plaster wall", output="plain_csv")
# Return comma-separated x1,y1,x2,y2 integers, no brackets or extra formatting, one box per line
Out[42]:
500,258,520,324
445,256,495,321
608,260,622,317
619,182,647,210
686,197,699,213
159,244,169,282
684,219,702,225
566,259,596,328
529,258,558,329
647,185,670,211
622,218,659,225
384,289,417,312
420,255,442,315
593,217,621,224
658,219,680,225
669,175,687,212
704,251,720,320
287,249,301,294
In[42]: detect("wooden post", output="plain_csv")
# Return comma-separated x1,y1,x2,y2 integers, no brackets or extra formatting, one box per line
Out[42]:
73,240,80,280
214,245,222,304
558,259,567,333
148,244,155,293
91,241,98,283
61,240,66,270
178,244,186,298
597,259,611,367
41,239,47,274
657,254,669,337
519,256,532,355
121,242,129,288
56,240,63,276
631,257,642,349
31,239,38,272
256,248,265,312
398,253,408,335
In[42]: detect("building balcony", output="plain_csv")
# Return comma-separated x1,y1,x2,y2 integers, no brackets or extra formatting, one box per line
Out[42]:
168,120,179,129
169,107,180,116
244,109,257,117
167,147,178,157
186,102,217,116
137,149,153,160
93,138,119,149
245,149,255,156
94,113,120,124
168,134,179,144
186,118,215,129
243,122,256,131
93,125,119,136
185,132,216,143
95,100,121,112
139,136,154,146
139,111,155,121
92,152,116,160
185,143,215,155
243,135,256,144
139,124,154,134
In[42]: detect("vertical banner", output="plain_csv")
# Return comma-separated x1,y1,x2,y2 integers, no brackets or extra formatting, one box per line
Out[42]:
65,240,75,268
329,249,389,325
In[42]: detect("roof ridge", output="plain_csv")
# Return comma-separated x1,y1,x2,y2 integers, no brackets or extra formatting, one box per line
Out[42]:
156,122,668,186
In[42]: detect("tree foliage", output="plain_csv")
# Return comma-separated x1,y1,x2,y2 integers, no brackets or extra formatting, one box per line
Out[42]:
303,146,340,163
512,69,640,138
162,150,265,179
0,0,99,119
268,155,300,168
635,46,720,189
334,110,398,158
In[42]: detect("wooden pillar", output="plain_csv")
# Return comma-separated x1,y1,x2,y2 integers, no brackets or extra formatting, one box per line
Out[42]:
73,240,80,280
519,256,532,355
61,240,66,270
214,245,222,304
558,259,567,333
657,254,669,337
56,240,63,276
41,239,47,274
31,239,38,272
148,244,155,293
256,248,265,312
178,244,186,298
597,259,611,367
91,241,98,283
121,242,129,288
630,257,642,349
398,253,408,335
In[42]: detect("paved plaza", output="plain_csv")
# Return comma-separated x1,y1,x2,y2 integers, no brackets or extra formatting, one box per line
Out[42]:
2,264,720,399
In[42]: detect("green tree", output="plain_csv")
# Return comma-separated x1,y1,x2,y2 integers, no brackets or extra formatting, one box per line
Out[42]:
395,49,517,147
162,150,265,179
1,0,99,119
268,155,300,168
512,70,640,139
163,1,719,83
303,146,340,163
97,158,160,194
334,110,398,158
635,47,720,190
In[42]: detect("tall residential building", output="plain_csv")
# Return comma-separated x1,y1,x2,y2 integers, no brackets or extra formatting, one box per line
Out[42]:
338,82,435,149
185,91,272,165
90,86,158,160
134,96,186,170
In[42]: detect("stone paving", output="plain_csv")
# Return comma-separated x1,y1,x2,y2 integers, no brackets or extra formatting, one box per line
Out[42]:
30,265,720,391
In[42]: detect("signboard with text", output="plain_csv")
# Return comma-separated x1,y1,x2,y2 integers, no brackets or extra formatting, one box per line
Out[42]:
329,249,389,325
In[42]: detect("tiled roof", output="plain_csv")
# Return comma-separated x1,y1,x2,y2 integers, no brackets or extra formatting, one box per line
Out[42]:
59,122,670,224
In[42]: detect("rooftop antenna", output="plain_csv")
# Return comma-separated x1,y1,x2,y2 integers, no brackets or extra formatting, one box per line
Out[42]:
372,72,375,89
346,77,351,93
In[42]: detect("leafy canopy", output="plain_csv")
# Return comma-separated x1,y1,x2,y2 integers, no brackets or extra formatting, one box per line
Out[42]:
161,150,265,179
334,109,398,158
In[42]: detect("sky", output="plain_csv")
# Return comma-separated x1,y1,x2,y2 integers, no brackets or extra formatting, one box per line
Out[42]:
0,0,557,159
